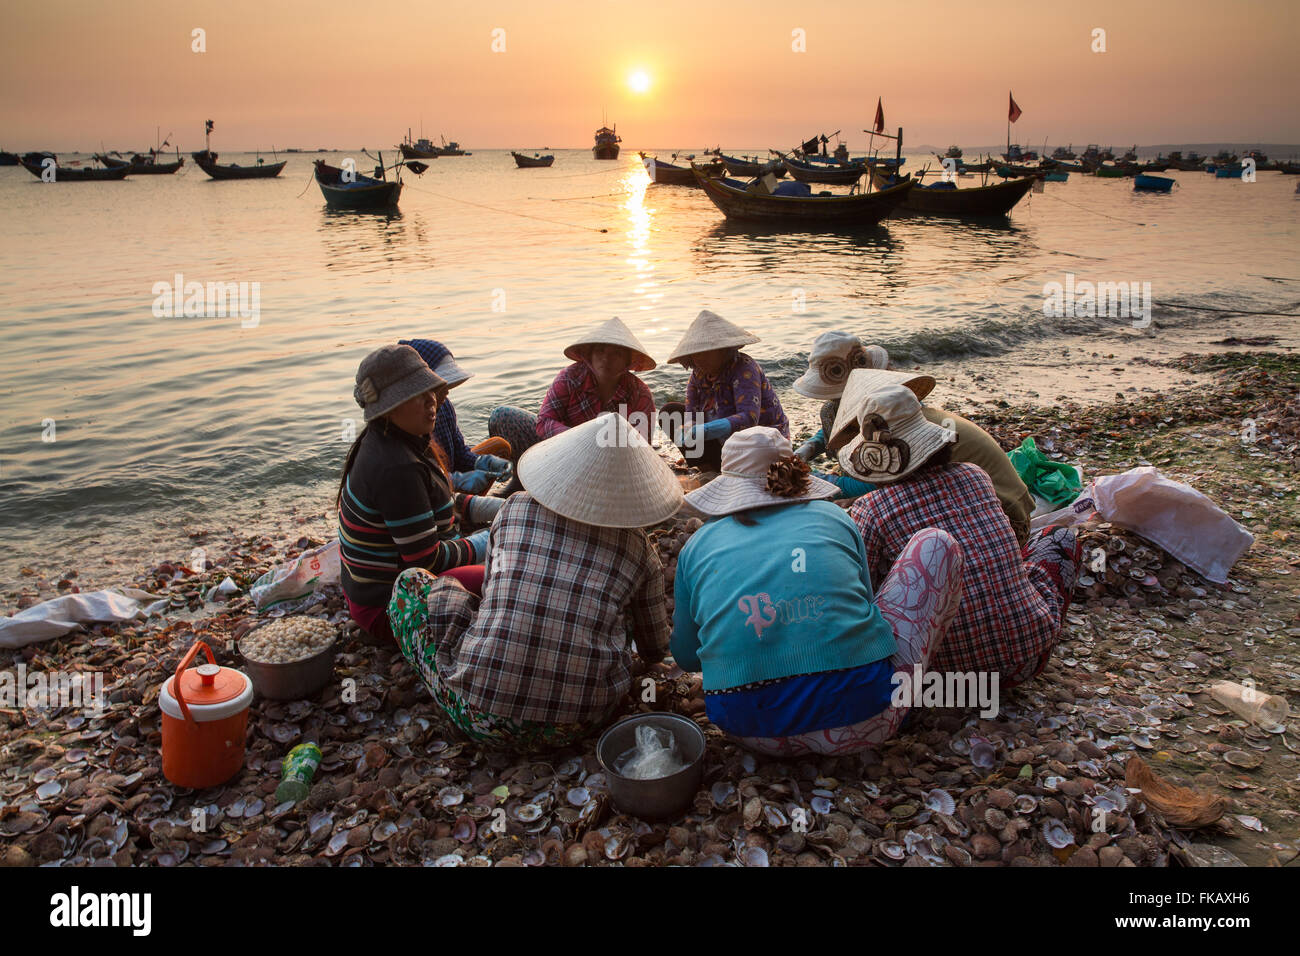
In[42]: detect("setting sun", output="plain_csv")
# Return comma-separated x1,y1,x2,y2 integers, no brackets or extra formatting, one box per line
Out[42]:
628,70,652,94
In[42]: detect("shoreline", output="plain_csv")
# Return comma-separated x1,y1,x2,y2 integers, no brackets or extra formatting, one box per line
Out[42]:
1,350,1296,867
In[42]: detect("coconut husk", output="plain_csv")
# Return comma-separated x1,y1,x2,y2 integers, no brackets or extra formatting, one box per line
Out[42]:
1124,756,1228,828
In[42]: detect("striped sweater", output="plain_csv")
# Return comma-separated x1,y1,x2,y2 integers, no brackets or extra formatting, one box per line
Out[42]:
338,424,478,608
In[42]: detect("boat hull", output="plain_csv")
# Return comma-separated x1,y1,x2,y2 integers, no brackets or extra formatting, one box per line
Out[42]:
593,144,620,159
783,159,866,185
512,152,554,168
399,144,438,160
192,151,286,180
1133,174,1175,192
720,155,787,178
696,171,913,227
870,169,1035,216
20,160,129,181
314,161,401,209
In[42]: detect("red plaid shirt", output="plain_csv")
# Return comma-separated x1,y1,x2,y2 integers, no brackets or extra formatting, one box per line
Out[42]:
536,362,655,440
419,493,671,725
849,463,1064,677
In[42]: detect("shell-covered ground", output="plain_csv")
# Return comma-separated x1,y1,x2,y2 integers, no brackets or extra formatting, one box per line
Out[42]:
1,351,1296,867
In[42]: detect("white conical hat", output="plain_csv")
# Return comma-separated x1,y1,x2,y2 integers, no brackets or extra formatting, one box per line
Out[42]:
564,316,657,372
667,310,760,364
517,413,683,527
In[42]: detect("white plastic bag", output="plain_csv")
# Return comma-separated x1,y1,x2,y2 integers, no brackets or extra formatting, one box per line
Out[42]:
250,540,340,613
0,588,157,649
1092,466,1252,584
615,725,685,780
1030,479,1098,531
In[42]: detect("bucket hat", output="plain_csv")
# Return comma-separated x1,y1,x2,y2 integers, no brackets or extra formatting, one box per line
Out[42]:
836,384,953,484
827,367,938,453
399,339,473,388
354,345,448,423
793,331,890,400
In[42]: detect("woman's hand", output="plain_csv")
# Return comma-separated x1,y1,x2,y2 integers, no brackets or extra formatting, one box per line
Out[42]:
474,454,512,477
453,470,495,494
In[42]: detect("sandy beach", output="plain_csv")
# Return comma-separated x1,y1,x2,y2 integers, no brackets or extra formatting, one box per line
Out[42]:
1,348,1295,867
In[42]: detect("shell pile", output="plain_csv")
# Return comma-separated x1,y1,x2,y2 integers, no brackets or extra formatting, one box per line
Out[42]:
241,616,337,664
1071,522,1213,609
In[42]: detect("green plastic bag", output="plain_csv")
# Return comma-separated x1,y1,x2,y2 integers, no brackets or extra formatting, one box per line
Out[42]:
1008,437,1082,507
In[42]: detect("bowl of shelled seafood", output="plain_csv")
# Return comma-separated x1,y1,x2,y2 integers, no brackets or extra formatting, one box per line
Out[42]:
238,615,337,700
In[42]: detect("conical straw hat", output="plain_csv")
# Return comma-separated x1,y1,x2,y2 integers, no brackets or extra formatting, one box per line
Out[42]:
517,413,683,528
827,367,937,453
564,316,657,372
668,310,760,364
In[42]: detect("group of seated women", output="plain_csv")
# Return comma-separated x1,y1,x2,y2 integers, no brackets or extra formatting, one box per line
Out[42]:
336,314,1080,754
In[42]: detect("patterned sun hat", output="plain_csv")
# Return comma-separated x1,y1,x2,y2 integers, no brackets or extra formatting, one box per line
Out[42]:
827,367,937,453
793,331,890,400
836,384,952,484
683,427,838,516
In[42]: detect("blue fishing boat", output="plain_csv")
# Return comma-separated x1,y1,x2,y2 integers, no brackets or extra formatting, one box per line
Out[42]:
1133,173,1174,192
1044,171,1069,182
1214,164,1244,179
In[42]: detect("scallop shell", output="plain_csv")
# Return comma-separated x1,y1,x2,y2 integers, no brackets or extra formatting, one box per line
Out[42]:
438,786,465,807
1041,819,1075,849
709,781,736,809
1223,750,1262,770
567,787,592,807
512,803,544,823
924,789,955,815
970,739,996,770
739,846,769,867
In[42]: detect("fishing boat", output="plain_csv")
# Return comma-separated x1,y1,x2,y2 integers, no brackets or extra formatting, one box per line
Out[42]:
695,170,913,227
1277,161,1300,175
717,153,787,178
1002,144,1031,162
512,151,554,168
1044,171,1069,182
1120,145,1139,162
399,131,440,160
0,150,18,166
784,157,868,185
641,153,696,186
593,124,621,160
19,153,129,181
100,128,184,174
431,136,470,156
1134,173,1175,192
191,121,285,179
1050,160,1087,172
869,168,1035,217
1094,163,1134,178
958,159,995,173
313,158,402,209
1138,159,1170,173
1214,164,1245,178
1165,150,1205,171
1051,144,1076,160
995,163,1047,179
940,145,963,160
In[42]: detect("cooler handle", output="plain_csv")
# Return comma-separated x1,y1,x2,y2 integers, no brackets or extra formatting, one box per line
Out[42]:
172,641,216,724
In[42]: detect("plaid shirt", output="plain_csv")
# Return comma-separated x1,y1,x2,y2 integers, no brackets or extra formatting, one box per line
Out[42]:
424,493,670,724
849,463,1063,676
686,351,789,437
536,362,655,440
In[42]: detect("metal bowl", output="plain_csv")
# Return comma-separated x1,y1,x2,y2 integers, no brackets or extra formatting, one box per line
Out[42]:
238,636,336,701
596,713,706,820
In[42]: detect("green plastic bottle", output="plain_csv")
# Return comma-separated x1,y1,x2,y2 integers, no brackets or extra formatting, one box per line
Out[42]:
275,742,322,804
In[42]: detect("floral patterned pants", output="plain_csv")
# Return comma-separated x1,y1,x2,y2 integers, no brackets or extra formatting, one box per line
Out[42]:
734,528,965,757
388,567,599,750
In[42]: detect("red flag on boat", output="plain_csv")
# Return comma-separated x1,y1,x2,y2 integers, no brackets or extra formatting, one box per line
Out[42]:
1008,92,1022,124
874,98,885,133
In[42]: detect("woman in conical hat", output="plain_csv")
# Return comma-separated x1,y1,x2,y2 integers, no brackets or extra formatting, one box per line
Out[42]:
659,310,788,473
670,427,964,757
389,413,682,750
488,316,658,494
840,383,1081,691
399,338,513,495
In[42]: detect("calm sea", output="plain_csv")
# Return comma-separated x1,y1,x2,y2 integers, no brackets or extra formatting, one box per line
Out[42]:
1,148,1297,583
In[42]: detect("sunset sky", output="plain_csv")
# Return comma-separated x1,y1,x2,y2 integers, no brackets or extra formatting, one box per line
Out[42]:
2,0,1295,151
